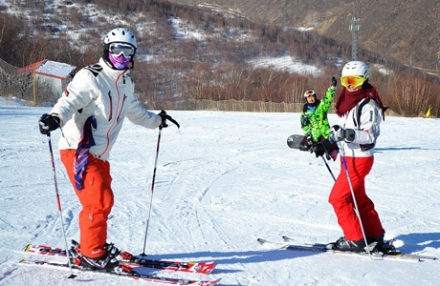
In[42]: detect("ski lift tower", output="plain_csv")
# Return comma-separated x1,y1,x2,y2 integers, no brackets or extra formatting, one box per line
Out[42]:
350,18,360,61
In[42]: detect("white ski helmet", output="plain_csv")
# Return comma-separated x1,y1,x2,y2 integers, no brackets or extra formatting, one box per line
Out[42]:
104,27,137,49
341,61,371,80
103,28,137,69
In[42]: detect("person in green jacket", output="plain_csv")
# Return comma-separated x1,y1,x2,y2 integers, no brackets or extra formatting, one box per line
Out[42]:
298,77,337,155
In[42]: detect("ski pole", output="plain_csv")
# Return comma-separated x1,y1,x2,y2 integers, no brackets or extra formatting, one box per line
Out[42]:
47,132,76,278
321,155,336,181
141,126,163,256
337,142,371,257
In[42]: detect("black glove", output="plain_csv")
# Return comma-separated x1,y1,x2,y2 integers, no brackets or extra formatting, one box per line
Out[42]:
306,135,313,146
158,110,170,128
158,110,180,129
331,76,337,89
310,139,333,158
39,113,60,135
332,125,355,142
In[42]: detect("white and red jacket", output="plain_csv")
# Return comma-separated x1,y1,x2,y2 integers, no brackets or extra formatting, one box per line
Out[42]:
336,98,382,157
49,58,161,160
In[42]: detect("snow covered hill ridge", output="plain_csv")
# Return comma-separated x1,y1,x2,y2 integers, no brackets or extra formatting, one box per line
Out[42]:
170,0,440,72
0,96,440,285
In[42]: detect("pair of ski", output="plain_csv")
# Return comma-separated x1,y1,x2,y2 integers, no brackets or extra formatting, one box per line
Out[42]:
258,236,437,262
20,240,220,285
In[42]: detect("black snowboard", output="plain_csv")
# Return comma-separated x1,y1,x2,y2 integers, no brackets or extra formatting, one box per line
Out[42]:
287,134,305,149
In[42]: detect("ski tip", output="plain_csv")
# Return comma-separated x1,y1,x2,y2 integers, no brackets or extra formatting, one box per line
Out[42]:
411,254,437,261
196,261,217,274
23,244,32,252
257,238,266,244
206,260,217,271
199,278,221,286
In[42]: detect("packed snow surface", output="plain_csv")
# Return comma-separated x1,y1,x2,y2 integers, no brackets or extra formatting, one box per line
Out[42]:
0,97,439,285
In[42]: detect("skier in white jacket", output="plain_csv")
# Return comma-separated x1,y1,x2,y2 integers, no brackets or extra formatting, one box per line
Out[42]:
311,61,388,253
38,27,177,270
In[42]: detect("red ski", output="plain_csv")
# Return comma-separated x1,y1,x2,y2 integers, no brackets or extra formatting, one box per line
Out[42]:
23,242,216,275
20,258,221,286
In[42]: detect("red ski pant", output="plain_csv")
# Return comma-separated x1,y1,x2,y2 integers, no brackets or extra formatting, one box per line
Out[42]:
60,149,114,258
329,156,383,241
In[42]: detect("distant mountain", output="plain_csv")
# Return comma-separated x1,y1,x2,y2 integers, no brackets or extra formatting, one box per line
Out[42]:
171,0,440,73
1,0,439,117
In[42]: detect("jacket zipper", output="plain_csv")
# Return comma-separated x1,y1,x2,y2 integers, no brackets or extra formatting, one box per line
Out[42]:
107,91,113,121
99,72,126,158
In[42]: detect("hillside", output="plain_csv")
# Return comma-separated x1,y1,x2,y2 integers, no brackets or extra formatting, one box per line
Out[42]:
172,0,440,72
1,0,439,117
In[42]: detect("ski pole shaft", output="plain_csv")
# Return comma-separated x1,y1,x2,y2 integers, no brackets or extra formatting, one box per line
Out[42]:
142,127,162,256
47,132,76,278
337,142,371,257
321,156,336,181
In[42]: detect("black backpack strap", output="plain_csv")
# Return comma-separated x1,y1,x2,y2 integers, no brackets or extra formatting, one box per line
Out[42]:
355,98,370,128
355,97,376,151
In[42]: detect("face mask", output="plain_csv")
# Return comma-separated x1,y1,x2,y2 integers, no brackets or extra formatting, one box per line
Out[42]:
108,53,131,70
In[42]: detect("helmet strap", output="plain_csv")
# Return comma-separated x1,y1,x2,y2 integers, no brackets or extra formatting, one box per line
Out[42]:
129,57,135,70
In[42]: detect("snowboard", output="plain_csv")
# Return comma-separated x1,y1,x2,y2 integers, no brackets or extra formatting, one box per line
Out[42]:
287,134,305,149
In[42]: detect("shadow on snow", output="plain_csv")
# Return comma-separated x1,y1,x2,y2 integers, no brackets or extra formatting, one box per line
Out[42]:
394,232,440,253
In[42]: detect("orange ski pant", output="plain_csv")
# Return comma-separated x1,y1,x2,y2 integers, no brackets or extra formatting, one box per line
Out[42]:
329,156,383,241
60,149,114,258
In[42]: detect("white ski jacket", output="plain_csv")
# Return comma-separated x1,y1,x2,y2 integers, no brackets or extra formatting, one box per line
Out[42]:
336,98,382,158
49,58,161,160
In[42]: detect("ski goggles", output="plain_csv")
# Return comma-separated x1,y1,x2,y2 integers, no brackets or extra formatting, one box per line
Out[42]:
304,90,316,97
109,43,135,57
340,75,366,88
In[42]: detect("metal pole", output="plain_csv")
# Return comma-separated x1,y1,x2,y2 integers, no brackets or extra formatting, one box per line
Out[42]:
47,132,76,278
141,127,162,256
350,18,360,61
320,156,336,181
338,142,371,257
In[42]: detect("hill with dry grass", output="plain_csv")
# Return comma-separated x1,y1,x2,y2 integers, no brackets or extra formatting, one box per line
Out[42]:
1,0,439,116
172,0,440,72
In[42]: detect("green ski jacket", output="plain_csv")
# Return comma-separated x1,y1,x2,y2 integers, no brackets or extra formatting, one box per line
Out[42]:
300,87,335,142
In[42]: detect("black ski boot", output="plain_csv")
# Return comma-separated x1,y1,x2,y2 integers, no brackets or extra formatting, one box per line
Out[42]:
367,229,395,253
78,243,121,271
332,236,366,253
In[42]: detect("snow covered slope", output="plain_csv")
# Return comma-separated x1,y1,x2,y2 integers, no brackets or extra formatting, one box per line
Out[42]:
0,97,439,285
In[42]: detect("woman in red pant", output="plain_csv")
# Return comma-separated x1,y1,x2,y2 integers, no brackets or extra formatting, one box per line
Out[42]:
312,60,387,252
